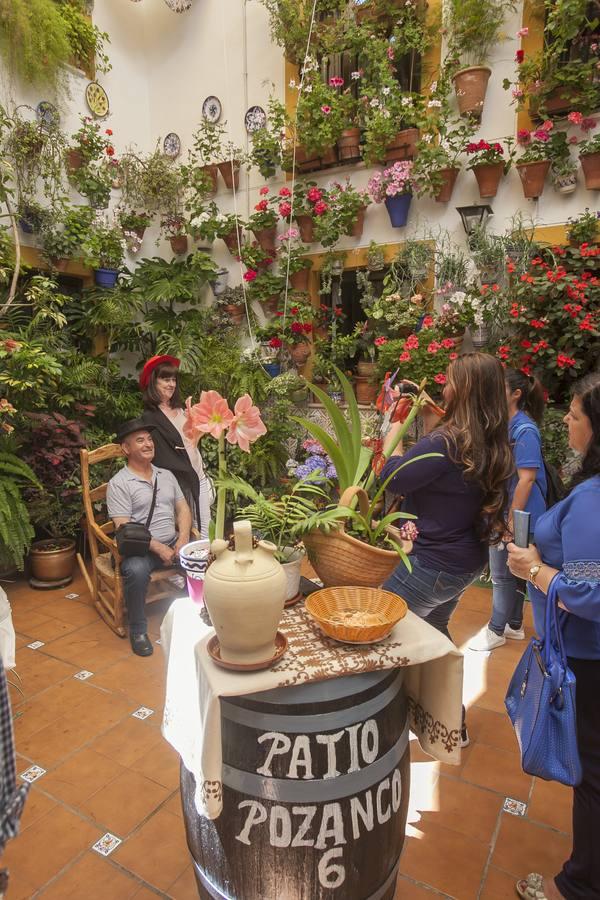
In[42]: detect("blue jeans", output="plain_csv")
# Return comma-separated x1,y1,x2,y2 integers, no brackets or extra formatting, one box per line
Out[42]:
120,552,164,636
488,543,526,636
383,556,484,642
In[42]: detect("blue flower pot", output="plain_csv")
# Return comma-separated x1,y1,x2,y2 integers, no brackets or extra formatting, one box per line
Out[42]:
19,218,34,234
384,193,412,228
263,362,281,378
94,268,120,288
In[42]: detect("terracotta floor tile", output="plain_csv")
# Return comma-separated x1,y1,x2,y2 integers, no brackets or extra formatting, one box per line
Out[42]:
527,778,573,835
2,865,38,900
11,652,79,698
168,864,200,900
32,617,83,643
2,804,101,891
37,850,143,899
114,808,190,891
130,737,180,791
393,875,448,898
491,814,572,878
469,705,520,754
164,789,183,818
38,597,100,627
42,622,132,671
10,607,53,635
422,775,503,843
18,786,57,832
41,747,127,806
13,679,97,743
400,819,489,898
81,768,170,836
480,866,521,899
461,742,533,801
90,717,164,768
7,590,57,613
133,887,165,899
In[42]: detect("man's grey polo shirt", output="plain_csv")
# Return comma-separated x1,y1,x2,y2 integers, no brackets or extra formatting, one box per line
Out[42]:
106,464,184,546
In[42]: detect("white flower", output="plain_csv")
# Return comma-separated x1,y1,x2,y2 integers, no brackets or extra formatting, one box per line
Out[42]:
382,86,391,96
428,99,442,108
304,84,313,93
401,96,413,108
351,71,361,80
431,81,438,92
383,109,391,118
288,79,297,89
423,133,433,143
370,98,380,108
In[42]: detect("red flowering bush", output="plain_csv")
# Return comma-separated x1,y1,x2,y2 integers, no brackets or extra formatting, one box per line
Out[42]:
375,322,458,396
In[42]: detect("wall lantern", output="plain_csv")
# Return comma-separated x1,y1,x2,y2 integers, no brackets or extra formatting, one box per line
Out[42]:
456,204,494,236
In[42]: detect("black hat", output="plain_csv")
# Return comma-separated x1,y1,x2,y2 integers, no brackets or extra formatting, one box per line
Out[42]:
115,418,156,444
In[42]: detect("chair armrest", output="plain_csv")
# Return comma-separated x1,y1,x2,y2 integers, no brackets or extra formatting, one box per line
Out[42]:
88,520,118,554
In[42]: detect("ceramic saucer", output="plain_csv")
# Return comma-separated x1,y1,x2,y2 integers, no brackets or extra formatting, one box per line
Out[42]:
284,591,303,608
207,631,287,671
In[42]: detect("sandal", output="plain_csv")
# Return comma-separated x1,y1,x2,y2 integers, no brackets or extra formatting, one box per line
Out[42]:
516,873,549,899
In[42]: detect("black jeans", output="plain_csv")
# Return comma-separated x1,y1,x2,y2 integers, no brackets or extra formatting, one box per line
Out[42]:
120,552,165,636
554,657,600,900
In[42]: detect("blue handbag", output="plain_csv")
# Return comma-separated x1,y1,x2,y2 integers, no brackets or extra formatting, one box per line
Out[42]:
505,575,582,787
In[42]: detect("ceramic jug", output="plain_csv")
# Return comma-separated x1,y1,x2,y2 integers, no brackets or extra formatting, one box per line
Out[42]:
203,520,286,664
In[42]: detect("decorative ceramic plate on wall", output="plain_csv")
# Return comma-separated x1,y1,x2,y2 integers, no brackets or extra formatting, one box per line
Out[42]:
36,101,60,129
244,105,267,133
163,0,193,11
85,82,109,118
202,96,222,124
163,132,181,158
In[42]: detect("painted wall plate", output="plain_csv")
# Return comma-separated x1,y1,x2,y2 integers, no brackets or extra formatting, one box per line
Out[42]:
85,82,109,118
36,101,59,129
202,96,222,124
163,0,193,10
163,132,181,158
245,105,267,133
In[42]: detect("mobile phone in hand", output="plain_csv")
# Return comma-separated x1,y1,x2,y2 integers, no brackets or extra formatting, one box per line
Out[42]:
512,510,531,548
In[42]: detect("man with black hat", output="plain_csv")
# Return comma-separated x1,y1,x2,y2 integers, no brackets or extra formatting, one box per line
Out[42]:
107,419,192,656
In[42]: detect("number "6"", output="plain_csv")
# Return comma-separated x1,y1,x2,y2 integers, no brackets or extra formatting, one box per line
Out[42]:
318,847,345,889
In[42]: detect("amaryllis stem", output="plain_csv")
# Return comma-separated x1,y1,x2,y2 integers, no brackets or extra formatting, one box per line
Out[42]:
215,432,227,541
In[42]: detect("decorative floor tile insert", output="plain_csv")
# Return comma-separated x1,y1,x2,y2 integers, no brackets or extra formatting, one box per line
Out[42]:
65,592,80,600
74,670,94,681
503,797,527,817
20,765,46,783
132,707,154,720
155,639,162,645
26,641,45,650
92,832,122,856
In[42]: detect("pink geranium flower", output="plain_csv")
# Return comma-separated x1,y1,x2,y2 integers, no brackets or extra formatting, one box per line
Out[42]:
434,373,447,385
568,111,584,125
227,394,267,453
184,392,234,441
321,105,332,115
259,186,269,195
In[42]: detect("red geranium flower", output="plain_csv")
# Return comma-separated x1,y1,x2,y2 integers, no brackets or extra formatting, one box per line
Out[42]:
106,146,115,156
307,187,322,203
243,269,258,282
279,187,291,197
291,322,303,334
313,200,328,216
255,199,268,212
434,373,447,385
269,337,282,348
515,49,525,63
279,202,292,217
259,186,269,195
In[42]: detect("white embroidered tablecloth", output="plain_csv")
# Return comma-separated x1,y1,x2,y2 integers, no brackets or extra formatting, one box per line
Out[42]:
160,597,463,820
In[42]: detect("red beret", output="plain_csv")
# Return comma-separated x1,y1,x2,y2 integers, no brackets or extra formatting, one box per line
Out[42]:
139,355,180,390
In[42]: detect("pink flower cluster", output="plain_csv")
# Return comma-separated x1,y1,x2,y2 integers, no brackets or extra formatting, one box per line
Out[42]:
367,161,414,203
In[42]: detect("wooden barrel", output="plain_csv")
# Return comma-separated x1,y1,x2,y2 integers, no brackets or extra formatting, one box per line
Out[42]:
181,669,410,900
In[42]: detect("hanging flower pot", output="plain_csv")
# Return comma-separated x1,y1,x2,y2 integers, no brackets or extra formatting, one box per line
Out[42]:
253,226,277,254
65,148,84,172
263,361,281,377
260,296,280,316
553,172,578,195
19,217,34,234
290,267,311,291
170,234,189,255
288,343,311,367
579,151,600,190
294,214,315,243
453,67,492,120
472,161,504,198
346,206,367,238
202,164,219,194
337,128,361,162
217,160,241,191
224,304,245,325
434,167,460,203
384,193,412,228
210,268,229,296
354,376,378,405
385,128,420,163
222,227,243,254
516,160,550,199
94,267,120,288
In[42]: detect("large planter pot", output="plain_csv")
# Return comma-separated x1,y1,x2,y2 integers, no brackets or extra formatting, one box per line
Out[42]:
202,164,219,195
223,304,245,325
434,167,460,203
94,267,120,288
357,359,377,379
472,161,504,198
290,267,311,291
553,172,578,194
210,268,229,296
516,160,551,199
453,66,492,119
170,234,189,255
65,148,84,172
222,227,243,254
287,342,311,367
218,160,241,191
280,548,305,601
337,127,361,162
385,128,419,163
29,538,76,586
384,193,412,228
354,376,378,405
347,205,367,238
294,214,315,243
253,226,277,254
580,151,600,190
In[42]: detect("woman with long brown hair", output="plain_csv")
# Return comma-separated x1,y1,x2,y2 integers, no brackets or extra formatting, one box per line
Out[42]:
380,353,513,744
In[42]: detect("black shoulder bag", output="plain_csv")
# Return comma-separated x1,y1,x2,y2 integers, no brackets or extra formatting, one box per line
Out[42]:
115,479,158,558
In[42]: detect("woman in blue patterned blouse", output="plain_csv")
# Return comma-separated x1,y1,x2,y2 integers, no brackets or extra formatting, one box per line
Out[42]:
508,373,600,900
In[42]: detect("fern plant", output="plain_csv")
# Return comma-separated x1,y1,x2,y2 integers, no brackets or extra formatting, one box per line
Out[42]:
0,442,41,570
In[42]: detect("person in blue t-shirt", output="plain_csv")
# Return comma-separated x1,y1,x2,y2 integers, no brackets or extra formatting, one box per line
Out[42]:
470,368,547,651
507,373,600,900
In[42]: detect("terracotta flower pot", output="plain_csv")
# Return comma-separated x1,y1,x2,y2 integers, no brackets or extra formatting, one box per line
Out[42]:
288,342,311,367
295,146,321,174
133,226,147,239
253,226,277,254
66,148,84,172
49,257,70,272
385,128,420,163
295,214,315,243
290,267,311,291
319,146,339,169
224,304,245,325
222,227,243,254
434,167,460,203
29,538,76,585
218,160,241,191
453,66,492,119
354,376,378,405
337,128,361,162
170,234,188,255
580,151,600,190
472,161,504,198
516,160,551,199
260,296,280,316
202,164,219,195
347,206,367,238
357,359,377,379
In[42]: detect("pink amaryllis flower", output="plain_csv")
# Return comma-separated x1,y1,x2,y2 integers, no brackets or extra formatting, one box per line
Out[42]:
226,394,267,453
184,392,234,441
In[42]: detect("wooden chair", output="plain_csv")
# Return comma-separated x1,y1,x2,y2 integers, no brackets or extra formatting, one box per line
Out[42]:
78,443,188,638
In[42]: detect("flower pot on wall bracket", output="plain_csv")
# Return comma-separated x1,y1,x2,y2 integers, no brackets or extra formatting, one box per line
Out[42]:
516,160,551,199
263,361,281,377
354,376,378,405
337,128,361,162
472,161,504,198
294,214,315,242
94,267,120,288
170,234,189,255
384,128,419,163
287,342,311,367
222,227,243,254
218,160,241,191
253,227,277,254
290,267,311,291
553,173,577,194
19,217,34,234
202,164,219,194
224,304,245,325
579,151,600,189
319,146,339,169
347,206,367,237
453,66,492,120
260,296,280,316
384,193,412,227
210,268,229,296
434,167,460,203
65,148,84,172
295,146,321,174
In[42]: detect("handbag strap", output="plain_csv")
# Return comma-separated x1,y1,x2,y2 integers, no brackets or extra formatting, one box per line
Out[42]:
145,477,159,530
542,574,568,692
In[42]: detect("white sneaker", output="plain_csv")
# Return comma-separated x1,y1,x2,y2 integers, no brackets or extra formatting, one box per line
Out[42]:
504,624,525,640
469,627,506,651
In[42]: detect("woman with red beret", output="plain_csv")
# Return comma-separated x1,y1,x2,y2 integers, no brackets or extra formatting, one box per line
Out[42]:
139,355,213,538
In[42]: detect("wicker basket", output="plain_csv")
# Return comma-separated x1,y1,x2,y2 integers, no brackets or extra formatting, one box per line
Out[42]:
306,586,408,643
302,487,407,588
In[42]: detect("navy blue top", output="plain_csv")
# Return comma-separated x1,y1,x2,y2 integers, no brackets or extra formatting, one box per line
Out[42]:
380,431,487,575
509,411,547,528
531,475,600,659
